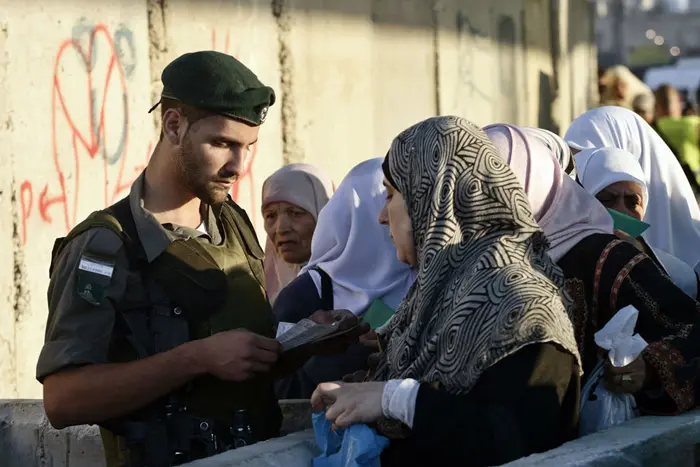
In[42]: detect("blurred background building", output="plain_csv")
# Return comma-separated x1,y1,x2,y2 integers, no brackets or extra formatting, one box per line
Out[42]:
596,0,700,103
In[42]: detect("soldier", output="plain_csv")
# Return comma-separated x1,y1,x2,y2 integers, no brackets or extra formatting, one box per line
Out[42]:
37,51,363,467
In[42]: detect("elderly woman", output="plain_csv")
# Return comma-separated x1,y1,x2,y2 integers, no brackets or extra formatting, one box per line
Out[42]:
564,106,700,267
484,123,700,416
312,117,581,467
575,147,699,299
261,163,334,304
273,158,416,399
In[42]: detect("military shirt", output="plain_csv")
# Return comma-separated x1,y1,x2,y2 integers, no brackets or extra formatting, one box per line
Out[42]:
37,172,233,380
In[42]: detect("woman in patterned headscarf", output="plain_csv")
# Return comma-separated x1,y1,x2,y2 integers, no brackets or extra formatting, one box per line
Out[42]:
311,116,582,467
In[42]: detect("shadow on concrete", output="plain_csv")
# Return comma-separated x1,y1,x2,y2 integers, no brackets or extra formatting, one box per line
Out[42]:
140,0,594,50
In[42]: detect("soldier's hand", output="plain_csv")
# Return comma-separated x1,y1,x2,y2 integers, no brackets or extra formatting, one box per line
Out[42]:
195,330,282,381
309,310,370,356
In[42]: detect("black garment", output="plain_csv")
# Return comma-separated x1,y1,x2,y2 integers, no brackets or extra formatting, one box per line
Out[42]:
380,343,579,467
273,272,324,324
273,272,372,399
558,233,700,414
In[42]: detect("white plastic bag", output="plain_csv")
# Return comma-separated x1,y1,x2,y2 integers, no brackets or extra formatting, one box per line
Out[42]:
579,305,648,436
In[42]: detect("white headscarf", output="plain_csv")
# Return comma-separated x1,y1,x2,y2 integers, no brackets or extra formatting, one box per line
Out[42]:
301,158,416,315
575,147,648,204
483,123,614,262
565,106,700,266
575,147,697,298
261,163,334,304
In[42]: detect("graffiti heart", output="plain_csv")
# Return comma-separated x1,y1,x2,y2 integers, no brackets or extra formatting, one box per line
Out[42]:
20,20,150,245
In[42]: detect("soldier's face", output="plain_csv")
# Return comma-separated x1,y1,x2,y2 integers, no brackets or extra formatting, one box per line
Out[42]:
176,115,260,205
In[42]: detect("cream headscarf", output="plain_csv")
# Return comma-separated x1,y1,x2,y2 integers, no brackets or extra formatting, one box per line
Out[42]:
261,163,334,304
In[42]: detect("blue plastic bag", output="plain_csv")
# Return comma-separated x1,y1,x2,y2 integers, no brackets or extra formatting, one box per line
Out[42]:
312,412,390,467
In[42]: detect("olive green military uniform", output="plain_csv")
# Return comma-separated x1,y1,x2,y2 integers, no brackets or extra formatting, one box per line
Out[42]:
36,51,279,467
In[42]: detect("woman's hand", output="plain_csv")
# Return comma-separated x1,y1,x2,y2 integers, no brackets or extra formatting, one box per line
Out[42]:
311,381,386,428
603,355,648,394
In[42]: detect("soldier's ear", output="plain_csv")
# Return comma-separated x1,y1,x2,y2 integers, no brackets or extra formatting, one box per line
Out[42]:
162,108,185,146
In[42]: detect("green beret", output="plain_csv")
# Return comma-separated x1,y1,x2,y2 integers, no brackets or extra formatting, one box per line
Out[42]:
151,50,276,126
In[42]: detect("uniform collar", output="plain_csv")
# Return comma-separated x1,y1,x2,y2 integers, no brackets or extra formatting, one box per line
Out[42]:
129,171,223,262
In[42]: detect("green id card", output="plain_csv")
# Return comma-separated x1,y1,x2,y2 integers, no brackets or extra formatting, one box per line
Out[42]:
361,299,395,330
607,208,650,238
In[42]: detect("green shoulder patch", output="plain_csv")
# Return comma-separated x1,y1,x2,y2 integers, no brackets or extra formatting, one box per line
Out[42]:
75,253,116,306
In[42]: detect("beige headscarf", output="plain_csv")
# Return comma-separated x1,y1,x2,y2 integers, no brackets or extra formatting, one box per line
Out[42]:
261,163,334,304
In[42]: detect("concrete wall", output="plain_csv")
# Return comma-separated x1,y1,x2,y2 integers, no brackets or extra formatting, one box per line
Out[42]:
0,0,597,399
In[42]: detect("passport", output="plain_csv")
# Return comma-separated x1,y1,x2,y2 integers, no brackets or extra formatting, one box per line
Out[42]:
362,299,395,330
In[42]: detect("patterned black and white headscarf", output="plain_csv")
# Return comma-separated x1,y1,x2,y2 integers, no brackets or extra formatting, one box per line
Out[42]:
375,116,581,395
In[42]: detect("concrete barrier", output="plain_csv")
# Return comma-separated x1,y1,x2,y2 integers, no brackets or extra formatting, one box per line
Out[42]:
185,430,318,467
0,399,312,467
506,409,700,467
182,410,700,467
4,399,700,466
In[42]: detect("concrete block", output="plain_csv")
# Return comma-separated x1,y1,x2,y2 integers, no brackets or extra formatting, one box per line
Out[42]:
283,0,376,184
505,409,700,467
436,0,530,127
0,0,153,399
370,0,437,155
0,399,105,467
186,409,700,467
279,399,313,435
184,430,318,467
5,400,700,467
0,399,313,466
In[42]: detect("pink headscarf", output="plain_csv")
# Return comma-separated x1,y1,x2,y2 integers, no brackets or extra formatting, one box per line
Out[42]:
482,123,613,261
261,163,334,304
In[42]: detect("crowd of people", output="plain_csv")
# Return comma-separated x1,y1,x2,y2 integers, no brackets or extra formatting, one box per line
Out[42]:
36,51,700,467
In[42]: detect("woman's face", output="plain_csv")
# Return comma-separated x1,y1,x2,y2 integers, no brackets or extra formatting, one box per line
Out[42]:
595,181,646,221
378,179,417,267
263,201,316,264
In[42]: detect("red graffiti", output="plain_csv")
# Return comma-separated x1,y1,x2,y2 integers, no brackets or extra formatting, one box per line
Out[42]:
20,23,150,245
212,28,259,226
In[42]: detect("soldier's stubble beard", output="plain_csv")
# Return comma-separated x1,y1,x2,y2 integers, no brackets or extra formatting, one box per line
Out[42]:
175,132,229,206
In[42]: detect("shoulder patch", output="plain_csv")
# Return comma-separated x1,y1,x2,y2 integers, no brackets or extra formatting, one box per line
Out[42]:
75,253,116,306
